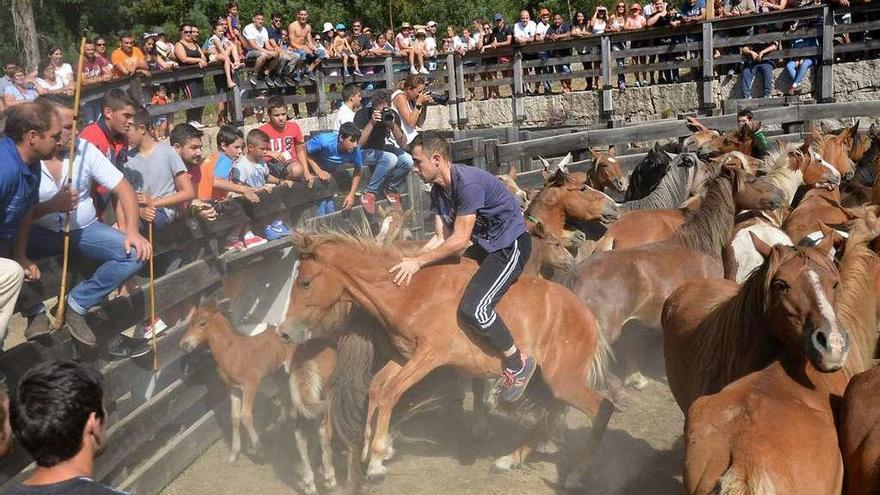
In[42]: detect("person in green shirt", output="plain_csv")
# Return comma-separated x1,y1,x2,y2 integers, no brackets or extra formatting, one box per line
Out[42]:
737,109,768,159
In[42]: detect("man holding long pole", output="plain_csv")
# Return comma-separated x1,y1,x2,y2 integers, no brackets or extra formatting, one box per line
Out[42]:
14,96,151,359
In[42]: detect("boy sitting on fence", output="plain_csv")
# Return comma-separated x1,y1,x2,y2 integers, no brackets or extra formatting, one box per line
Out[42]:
305,122,365,215
231,129,294,247
257,96,311,184
330,24,363,77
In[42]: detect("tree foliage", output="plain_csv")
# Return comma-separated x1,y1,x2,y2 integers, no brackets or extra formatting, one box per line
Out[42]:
0,0,605,68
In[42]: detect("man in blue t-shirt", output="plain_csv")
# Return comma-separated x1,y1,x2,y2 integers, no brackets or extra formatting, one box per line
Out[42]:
305,122,365,215
389,135,536,402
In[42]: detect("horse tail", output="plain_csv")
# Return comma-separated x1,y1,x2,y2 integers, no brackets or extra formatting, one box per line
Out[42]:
289,359,327,420
329,324,376,453
587,320,612,392
717,464,776,495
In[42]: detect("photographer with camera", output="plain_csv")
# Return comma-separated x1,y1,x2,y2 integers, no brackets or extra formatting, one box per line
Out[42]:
391,74,432,148
353,90,414,214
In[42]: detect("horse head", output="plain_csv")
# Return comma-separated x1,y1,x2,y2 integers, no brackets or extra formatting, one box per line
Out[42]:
589,147,629,193
696,123,755,160
180,296,231,353
790,136,841,190
497,166,530,210
750,231,850,372
625,143,672,201
529,221,577,277
726,166,786,211
529,175,620,226
539,153,573,184
812,124,857,182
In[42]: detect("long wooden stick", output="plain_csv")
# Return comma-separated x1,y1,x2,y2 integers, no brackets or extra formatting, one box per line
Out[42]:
53,37,88,331
148,222,158,371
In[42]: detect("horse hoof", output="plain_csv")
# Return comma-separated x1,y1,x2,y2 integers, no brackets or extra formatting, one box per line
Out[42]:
366,463,388,482
624,372,649,390
324,475,338,489
492,455,517,472
227,453,239,463
301,480,317,494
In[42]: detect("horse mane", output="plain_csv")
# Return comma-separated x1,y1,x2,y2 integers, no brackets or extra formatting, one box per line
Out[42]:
837,238,880,378
762,144,804,205
812,131,856,172
302,230,423,262
621,156,694,211
673,173,735,256
691,248,811,396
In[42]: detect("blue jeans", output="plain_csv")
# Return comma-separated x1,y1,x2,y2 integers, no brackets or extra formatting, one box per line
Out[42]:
742,62,774,98
317,198,336,215
27,222,143,315
786,58,813,86
363,148,414,194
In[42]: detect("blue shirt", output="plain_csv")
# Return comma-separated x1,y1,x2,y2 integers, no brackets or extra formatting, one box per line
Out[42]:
214,153,234,180
0,137,41,241
306,132,363,172
430,164,526,253
681,0,706,17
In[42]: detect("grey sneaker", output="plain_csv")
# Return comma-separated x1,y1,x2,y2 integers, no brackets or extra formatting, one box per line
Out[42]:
499,354,538,402
65,310,97,347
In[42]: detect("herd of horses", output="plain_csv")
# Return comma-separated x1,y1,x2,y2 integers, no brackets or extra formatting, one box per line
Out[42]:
179,119,880,494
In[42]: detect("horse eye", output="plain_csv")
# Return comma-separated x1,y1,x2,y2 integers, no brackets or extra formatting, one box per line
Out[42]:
833,281,839,290
199,319,208,327
299,279,311,289
771,279,790,292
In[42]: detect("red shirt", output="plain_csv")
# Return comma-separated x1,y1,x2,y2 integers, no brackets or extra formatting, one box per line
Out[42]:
258,122,304,164
79,120,128,170
82,55,112,81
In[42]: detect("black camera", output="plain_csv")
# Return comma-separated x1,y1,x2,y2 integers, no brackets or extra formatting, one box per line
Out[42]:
381,108,396,122
209,199,230,215
426,90,448,105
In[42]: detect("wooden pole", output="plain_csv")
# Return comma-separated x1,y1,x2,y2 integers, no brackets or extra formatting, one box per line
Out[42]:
53,37,87,331
148,222,158,371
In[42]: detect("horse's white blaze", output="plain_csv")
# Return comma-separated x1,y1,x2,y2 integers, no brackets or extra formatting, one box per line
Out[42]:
375,216,394,243
806,269,845,352
811,149,841,180
607,156,618,164
731,225,793,284
804,229,848,259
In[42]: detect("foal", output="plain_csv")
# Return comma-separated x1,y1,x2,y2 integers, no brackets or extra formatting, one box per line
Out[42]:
180,299,338,494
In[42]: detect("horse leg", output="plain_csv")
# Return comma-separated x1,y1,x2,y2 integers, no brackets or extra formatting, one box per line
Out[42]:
240,385,262,457
367,353,440,479
291,416,317,494
493,421,555,472
620,325,650,390
228,390,243,462
543,373,615,490
362,360,403,463
319,412,337,489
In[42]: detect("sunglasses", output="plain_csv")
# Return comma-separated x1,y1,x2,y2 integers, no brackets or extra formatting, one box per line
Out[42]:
96,43,106,46
183,30,192,34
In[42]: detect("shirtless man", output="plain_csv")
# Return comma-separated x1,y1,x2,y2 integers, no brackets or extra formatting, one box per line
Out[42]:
288,8,326,80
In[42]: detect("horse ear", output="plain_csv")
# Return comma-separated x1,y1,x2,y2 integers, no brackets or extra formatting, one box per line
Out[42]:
508,165,517,180
847,121,860,141
749,232,773,259
558,153,573,171
820,121,832,134
816,223,844,255
800,134,813,153
531,221,547,238
377,204,389,219
608,145,616,156
292,230,315,253
217,298,232,316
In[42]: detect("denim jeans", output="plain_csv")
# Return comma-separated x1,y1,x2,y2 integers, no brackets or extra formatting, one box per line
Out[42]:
786,58,814,86
537,52,553,92
317,198,336,215
27,222,143,315
362,148,414,194
742,62,774,98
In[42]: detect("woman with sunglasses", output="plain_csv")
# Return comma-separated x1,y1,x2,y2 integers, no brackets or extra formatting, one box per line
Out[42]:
174,23,209,128
609,2,629,90
625,3,648,86
2,67,37,108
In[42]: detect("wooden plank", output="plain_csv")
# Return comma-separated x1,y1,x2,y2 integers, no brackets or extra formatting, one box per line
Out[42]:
820,5,834,103
118,407,227,495
701,22,715,111
455,55,468,126
601,36,613,115
446,53,458,127
512,51,525,123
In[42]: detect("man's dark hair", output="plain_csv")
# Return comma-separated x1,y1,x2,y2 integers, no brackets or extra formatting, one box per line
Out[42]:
217,124,244,148
409,134,449,159
339,122,362,142
246,128,270,146
170,123,203,146
253,10,265,17
271,11,282,19
133,106,153,130
101,88,136,113
3,101,57,142
36,94,74,109
11,360,105,468
402,74,426,90
737,109,754,120
342,83,363,103
227,1,238,9
265,95,287,113
370,89,391,107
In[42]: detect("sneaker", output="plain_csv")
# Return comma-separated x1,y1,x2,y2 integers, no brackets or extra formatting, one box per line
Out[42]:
224,236,246,252
642,79,650,86
265,219,293,241
618,81,626,91
499,353,538,403
248,75,260,86
410,66,419,75
360,192,377,215
143,317,168,340
242,231,268,249
265,77,277,88
305,70,317,82
107,335,152,360
418,67,429,75
384,190,403,211
25,312,52,341
633,81,641,88
353,70,364,77
65,309,97,347
188,121,205,130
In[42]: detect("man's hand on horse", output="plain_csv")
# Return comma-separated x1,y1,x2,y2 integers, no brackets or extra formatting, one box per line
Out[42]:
390,258,421,286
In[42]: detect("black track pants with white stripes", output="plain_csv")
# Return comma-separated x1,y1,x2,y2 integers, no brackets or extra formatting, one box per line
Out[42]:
457,232,532,352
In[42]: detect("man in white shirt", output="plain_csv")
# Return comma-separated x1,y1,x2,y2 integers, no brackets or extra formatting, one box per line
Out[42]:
425,21,439,71
242,11,281,86
514,10,538,94
15,97,150,358
334,83,363,130
535,8,553,94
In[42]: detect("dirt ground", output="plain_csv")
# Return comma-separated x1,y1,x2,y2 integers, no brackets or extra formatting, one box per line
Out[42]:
161,368,685,495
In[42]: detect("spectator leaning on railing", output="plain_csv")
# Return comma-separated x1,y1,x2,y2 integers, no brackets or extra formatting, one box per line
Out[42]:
175,23,209,129
16,96,151,358
111,33,149,78
305,123,364,215
546,13,574,94
47,47,74,87
3,67,37,108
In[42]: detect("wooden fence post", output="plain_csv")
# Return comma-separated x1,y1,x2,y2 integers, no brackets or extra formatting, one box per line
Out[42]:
819,5,834,103
455,55,468,127
129,74,144,104
512,49,525,124
230,86,244,126
701,21,715,111
384,57,396,91
446,53,458,128
600,36,613,116
315,70,328,116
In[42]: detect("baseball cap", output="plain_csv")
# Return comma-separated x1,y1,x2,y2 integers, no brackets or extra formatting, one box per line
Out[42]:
400,21,412,28
322,22,334,33
335,23,346,30
427,20,437,27
539,8,551,16
152,26,165,35
493,13,504,21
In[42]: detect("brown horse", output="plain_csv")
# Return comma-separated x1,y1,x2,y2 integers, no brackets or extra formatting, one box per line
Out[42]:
571,167,784,389
682,216,880,495
695,123,758,159
782,187,878,245
587,148,629,193
523,165,619,239
812,124,859,181
180,299,339,494
279,232,614,489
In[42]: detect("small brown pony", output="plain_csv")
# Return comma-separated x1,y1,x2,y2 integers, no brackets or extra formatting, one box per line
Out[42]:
279,231,614,489
180,299,338,494
682,217,880,495
783,187,879,245
812,122,859,181
571,167,784,389
587,148,629,193
695,123,758,159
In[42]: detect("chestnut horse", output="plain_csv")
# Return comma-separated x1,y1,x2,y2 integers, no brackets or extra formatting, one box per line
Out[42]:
180,299,339,494
695,123,758,160
571,167,784,389
812,123,859,181
682,217,880,495
279,232,614,489
782,187,880,245
587,148,629,193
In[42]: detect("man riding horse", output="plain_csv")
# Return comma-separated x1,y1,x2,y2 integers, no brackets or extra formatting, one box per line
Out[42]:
389,135,536,402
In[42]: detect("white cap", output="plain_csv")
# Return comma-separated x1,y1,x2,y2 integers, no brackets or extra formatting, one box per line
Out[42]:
427,20,437,27
322,22,334,33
